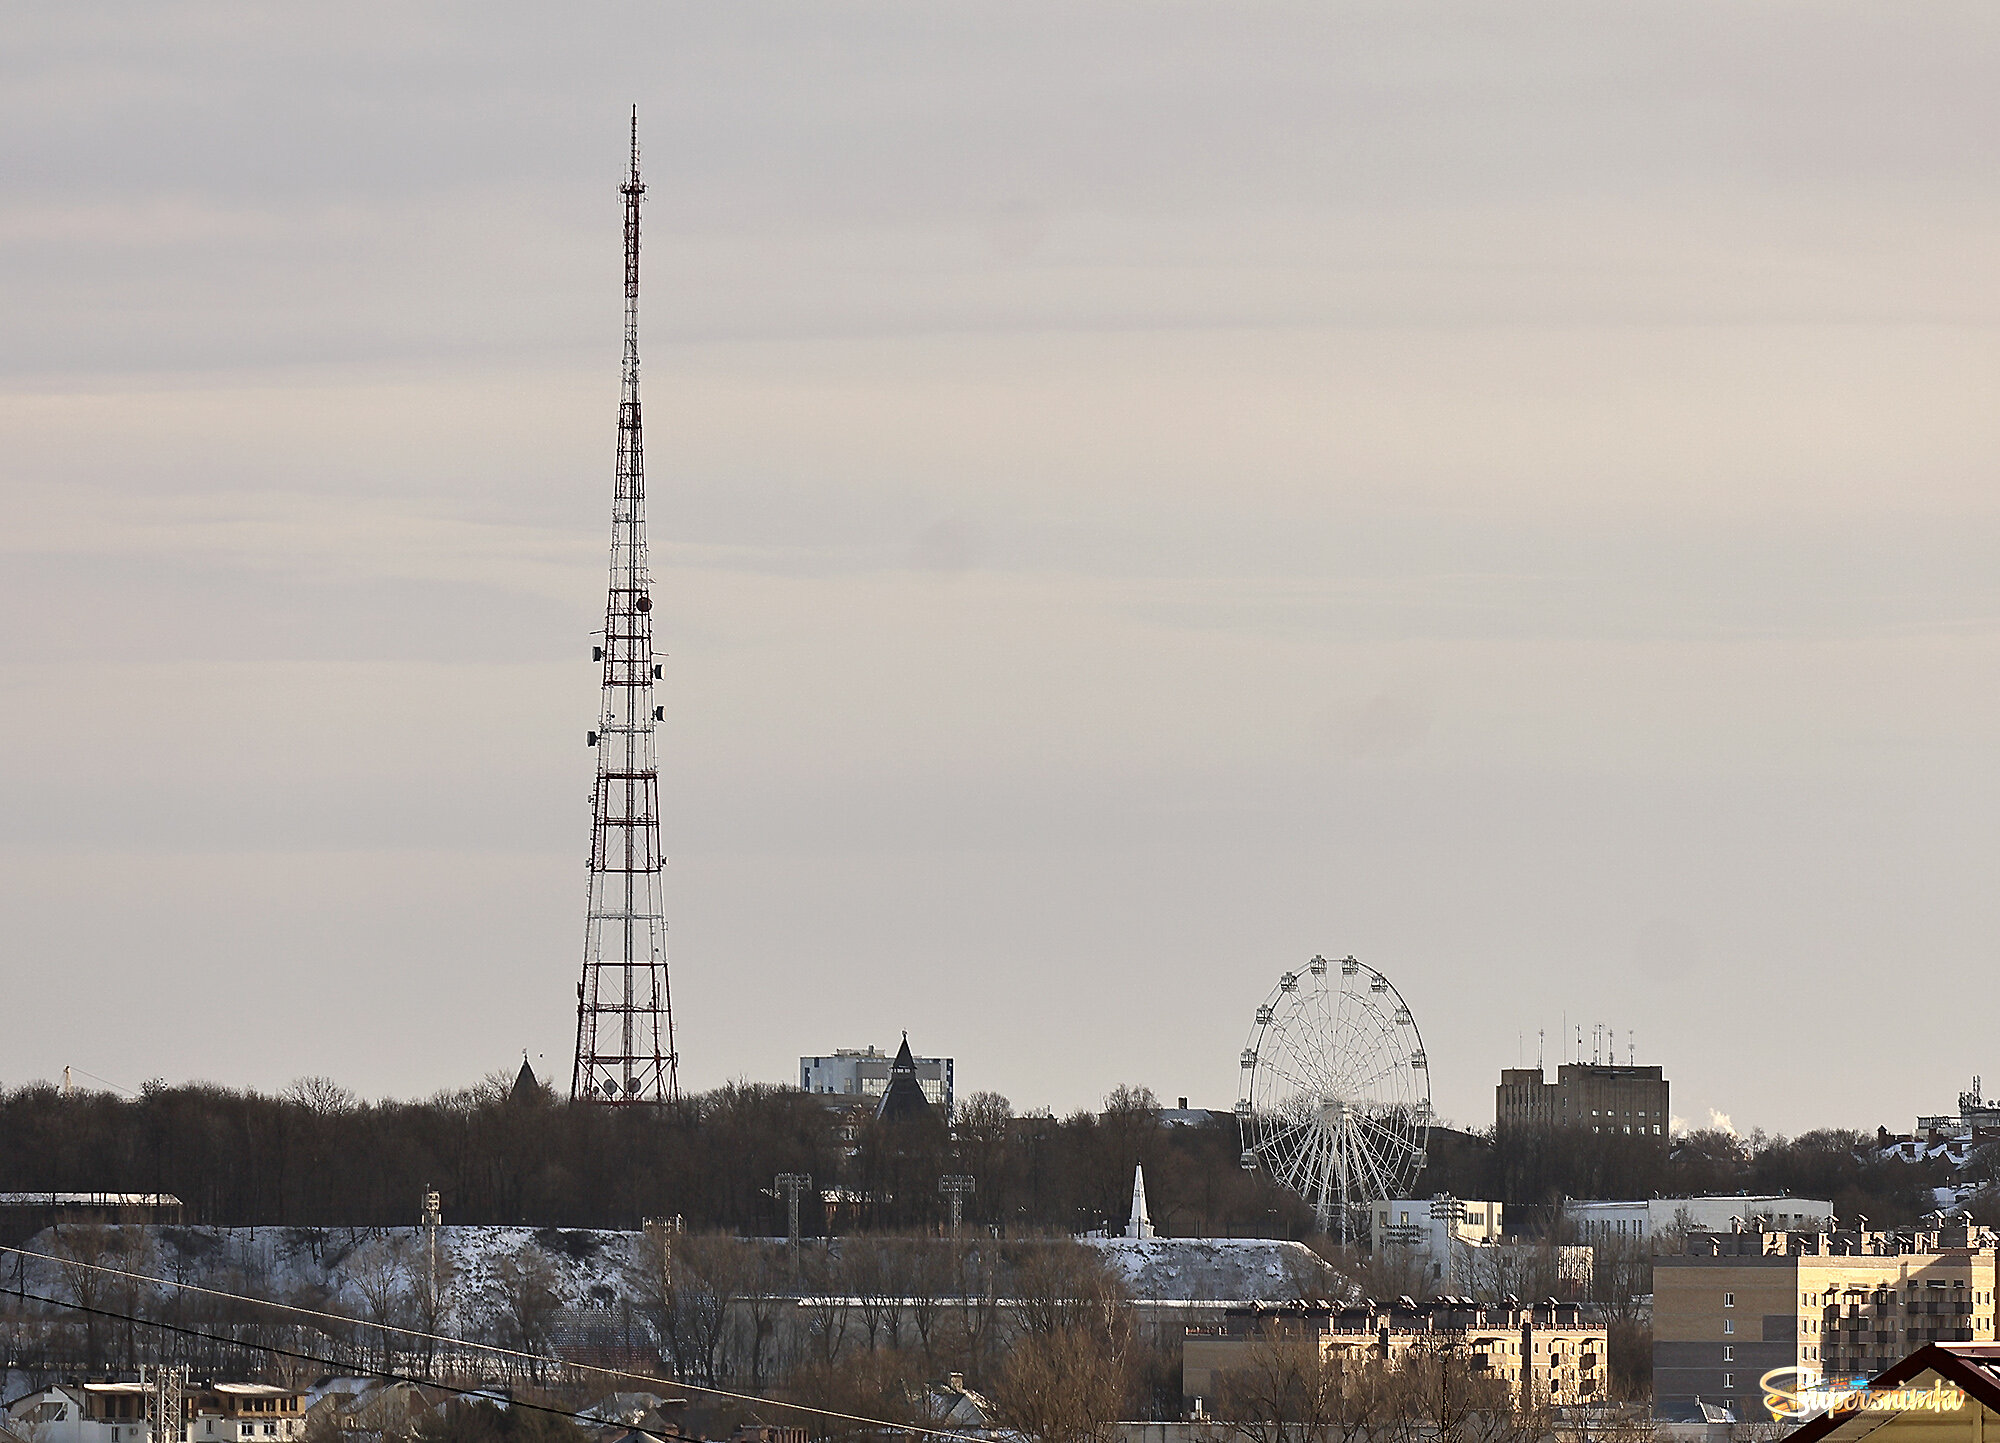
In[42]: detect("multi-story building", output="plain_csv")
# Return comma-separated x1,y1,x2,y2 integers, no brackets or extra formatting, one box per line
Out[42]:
1184,1299,1606,1408
1917,1076,2000,1139
1565,1195,1833,1243
1372,1195,1591,1297
6,1383,309,1443
800,1046,953,1118
1371,1196,1504,1285
1374,1195,1507,1252
1653,1224,2000,1420
1496,1063,1668,1137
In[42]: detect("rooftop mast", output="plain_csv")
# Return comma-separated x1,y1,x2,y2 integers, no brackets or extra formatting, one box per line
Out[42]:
573,110,678,1105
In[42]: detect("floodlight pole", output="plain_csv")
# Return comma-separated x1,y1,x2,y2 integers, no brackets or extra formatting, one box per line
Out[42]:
775,1173,811,1243
939,1174,976,1231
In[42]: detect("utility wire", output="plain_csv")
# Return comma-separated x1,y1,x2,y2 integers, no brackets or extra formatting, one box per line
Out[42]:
0,1243,963,1441
3,1287,610,1429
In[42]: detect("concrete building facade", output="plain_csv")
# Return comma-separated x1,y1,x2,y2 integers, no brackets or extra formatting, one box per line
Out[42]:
1566,1195,1834,1243
1372,1196,1504,1289
1653,1226,2000,1420
1184,1300,1606,1408
1496,1063,1669,1137
5,1384,308,1443
1372,1196,1591,1298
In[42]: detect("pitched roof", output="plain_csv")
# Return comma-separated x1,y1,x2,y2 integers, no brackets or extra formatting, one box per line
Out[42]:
1784,1344,2000,1443
875,1032,933,1123
512,1054,540,1103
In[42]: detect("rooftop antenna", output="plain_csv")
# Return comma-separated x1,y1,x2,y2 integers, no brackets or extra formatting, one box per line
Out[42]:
1537,1029,1544,1069
572,107,678,1106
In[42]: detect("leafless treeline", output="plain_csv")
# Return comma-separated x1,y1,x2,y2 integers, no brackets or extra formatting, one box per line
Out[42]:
0,1078,1307,1238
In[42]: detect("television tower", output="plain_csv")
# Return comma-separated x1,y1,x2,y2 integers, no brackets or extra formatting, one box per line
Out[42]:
572,111,678,1105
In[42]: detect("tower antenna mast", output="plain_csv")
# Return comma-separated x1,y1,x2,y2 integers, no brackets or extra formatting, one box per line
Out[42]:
573,109,678,1105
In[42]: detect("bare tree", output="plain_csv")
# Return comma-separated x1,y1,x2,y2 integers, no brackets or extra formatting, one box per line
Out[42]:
1011,1239,1130,1355
409,1233,457,1378
494,1243,564,1383
1213,1332,1393,1443
53,1223,117,1370
1313,1239,1425,1305
948,1238,1003,1375
994,1328,1128,1443
901,1235,956,1370
734,1242,787,1394
287,1076,358,1116
846,1236,902,1352
782,1345,933,1442
633,1232,747,1388
1382,1341,1551,1443
794,1243,854,1370
350,1234,412,1374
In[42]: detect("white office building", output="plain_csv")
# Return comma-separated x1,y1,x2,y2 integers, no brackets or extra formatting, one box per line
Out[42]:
1372,1196,1505,1287
801,1046,953,1118
1563,1194,1833,1242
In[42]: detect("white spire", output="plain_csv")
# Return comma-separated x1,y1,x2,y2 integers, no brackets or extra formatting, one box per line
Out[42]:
1126,1162,1154,1239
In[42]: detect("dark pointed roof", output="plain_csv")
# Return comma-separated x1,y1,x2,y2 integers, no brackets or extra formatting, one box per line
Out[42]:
875,1032,933,1123
512,1053,540,1104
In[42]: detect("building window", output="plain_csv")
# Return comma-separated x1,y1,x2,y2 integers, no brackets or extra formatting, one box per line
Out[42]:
1724,1293,1735,1307
1724,1319,1734,1335
1724,1347,1734,1361
1723,1374,1734,1390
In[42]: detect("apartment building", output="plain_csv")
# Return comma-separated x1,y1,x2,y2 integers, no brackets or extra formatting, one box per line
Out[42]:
1496,1063,1668,1137
1185,1299,1606,1409
1653,1225,2000,1420
6,1384,308,1443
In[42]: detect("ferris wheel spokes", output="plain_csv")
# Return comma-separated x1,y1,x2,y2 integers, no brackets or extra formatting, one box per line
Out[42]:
1237,954,1431,1241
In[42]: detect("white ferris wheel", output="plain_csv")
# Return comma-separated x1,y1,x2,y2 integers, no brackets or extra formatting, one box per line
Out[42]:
1237,954,1431,1242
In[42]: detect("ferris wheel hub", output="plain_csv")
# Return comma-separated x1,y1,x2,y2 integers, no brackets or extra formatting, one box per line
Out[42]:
1237,953,1432,1239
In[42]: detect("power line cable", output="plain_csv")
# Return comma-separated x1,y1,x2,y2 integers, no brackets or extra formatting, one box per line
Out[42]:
3,1287,613,1429
0,1243,962,1440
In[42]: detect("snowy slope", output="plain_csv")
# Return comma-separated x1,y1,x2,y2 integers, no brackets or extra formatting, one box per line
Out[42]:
1083,1237,1342,1302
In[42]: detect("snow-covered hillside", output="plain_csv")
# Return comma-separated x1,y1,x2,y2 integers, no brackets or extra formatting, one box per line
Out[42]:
1083,1237,1342,1303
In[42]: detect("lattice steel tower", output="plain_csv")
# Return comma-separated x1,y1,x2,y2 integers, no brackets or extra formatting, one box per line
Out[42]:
573,111,678,1105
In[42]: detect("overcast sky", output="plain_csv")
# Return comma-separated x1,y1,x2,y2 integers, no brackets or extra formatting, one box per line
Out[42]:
4,2,1998,1139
